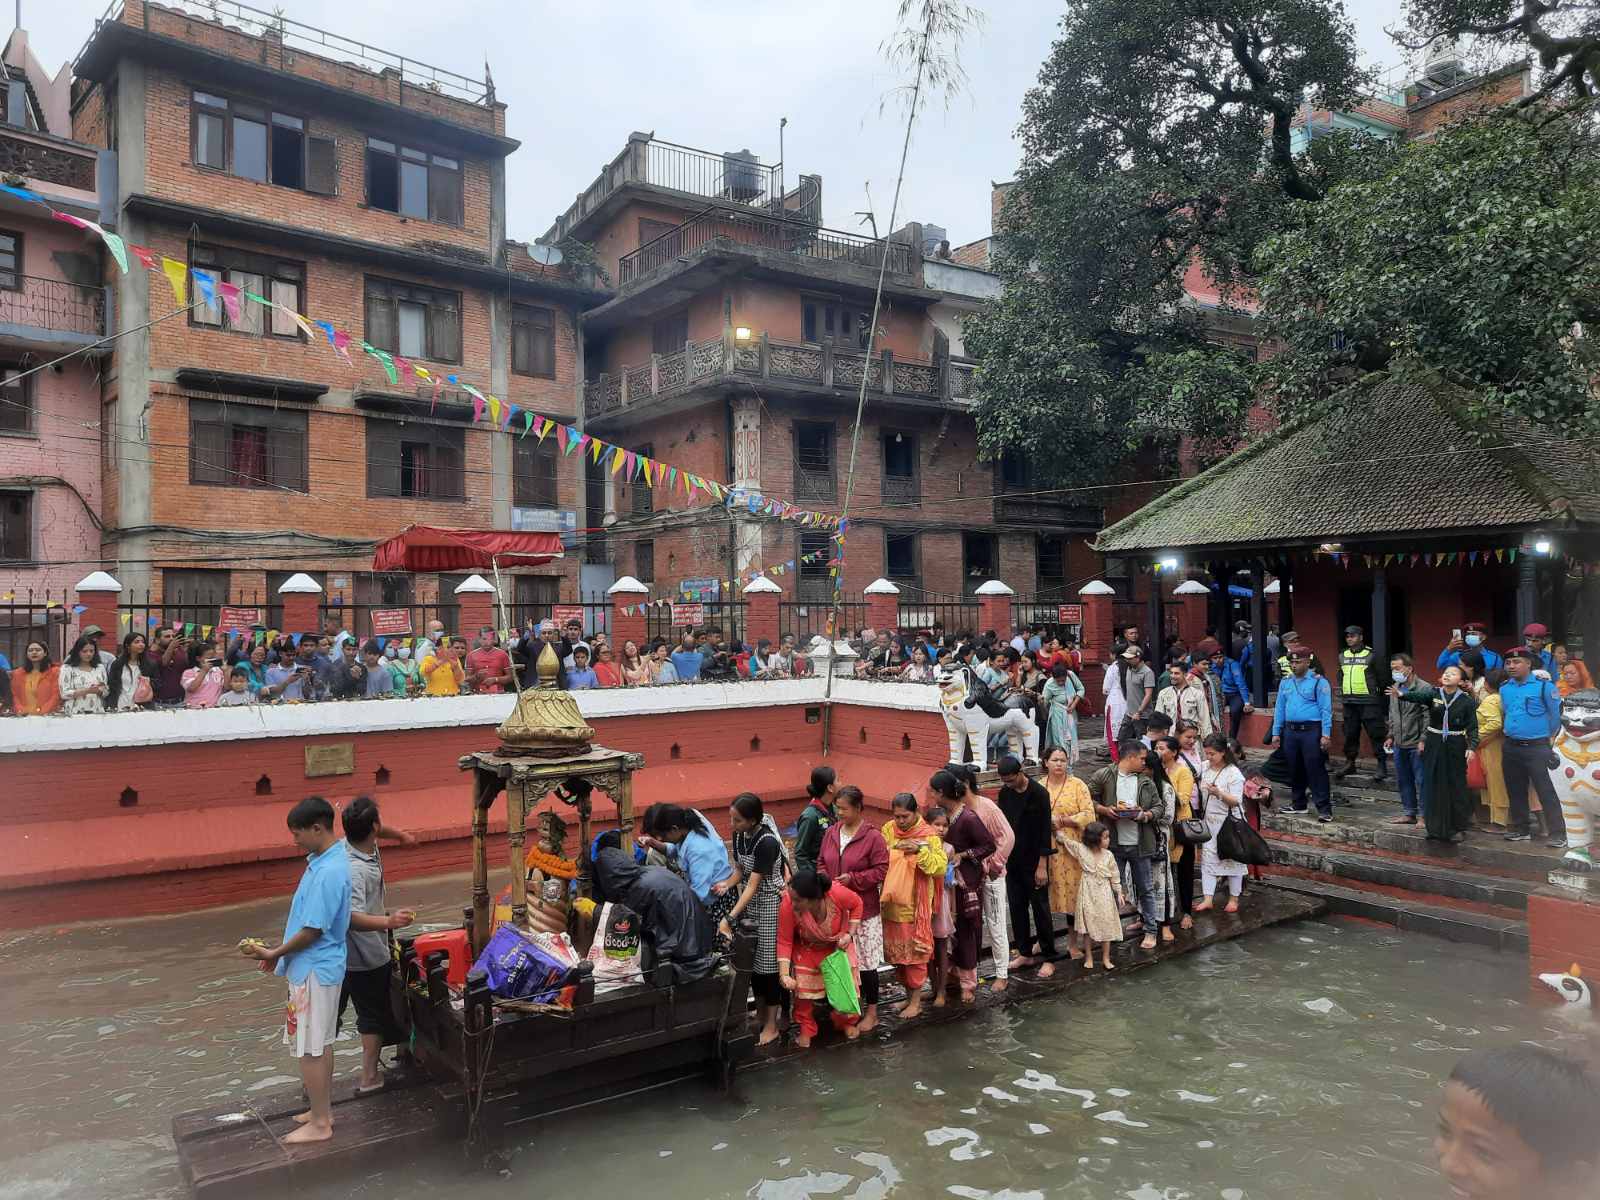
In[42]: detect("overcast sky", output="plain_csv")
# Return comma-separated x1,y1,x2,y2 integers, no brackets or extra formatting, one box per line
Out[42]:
23,0,1411,248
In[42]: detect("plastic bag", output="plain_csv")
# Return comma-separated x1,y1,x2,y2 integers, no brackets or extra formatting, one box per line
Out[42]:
880,849,918,923
585,902,641,981
819,949,860,1016
472,923,569,1002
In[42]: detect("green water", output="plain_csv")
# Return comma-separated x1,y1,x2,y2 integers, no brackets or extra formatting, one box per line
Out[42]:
0,877,1584,1199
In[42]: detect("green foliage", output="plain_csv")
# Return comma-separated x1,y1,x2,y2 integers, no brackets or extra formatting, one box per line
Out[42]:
967,0,1370,482
1258,111,1600,431
555,238,611,289
1400,0,1599,107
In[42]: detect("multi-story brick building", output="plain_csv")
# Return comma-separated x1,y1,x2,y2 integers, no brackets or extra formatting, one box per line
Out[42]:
67,0,599,629
547,132,1105,618
0,27,115,658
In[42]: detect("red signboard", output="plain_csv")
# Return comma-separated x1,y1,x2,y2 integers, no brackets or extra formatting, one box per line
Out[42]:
217,606,263,633
551,604,587,630
1056,604,1083,624
670,602,705,628
369,608,413,637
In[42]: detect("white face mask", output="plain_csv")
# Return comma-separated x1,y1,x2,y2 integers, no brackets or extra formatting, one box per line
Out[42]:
399,647,412,660
1392,669,1409,684
1464,634,1483,647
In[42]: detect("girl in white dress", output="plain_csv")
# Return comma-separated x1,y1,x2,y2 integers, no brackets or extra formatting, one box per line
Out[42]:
1195,733,1247,913
58,636,108,715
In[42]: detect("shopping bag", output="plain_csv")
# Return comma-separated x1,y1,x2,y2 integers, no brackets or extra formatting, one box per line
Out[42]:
819,949,861,1016
473,923,569,1002
880,849,918,923
1215,811,1272,867
1466,752,1487,791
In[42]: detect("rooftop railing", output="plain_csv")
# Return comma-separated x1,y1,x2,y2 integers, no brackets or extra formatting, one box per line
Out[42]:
618,206,912,286
0,127,99,192
0,274,108,338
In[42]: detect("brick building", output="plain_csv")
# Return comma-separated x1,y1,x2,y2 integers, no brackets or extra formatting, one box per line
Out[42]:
66,0,599,630
0,27,114,658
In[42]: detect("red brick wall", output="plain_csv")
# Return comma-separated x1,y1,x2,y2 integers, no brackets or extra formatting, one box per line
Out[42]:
1407,69,1528,138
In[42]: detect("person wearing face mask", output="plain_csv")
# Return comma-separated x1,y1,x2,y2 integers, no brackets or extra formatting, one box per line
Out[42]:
384,642,420,694
1437,621,1502,674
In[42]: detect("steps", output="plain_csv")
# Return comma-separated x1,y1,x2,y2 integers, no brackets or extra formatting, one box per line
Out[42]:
1262,875,1530,953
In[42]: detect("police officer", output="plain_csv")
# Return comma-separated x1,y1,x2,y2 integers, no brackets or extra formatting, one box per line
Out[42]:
1336,624,1387,781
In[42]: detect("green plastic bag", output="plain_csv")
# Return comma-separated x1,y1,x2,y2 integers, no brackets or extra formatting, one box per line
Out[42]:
819,949,860,1016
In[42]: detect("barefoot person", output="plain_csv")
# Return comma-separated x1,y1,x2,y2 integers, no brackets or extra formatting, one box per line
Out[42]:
338,797,414,1096
776,869,863,1048
928,770,997,1005
820,787,889,1033
239,797,351,1144
876,792,947,1021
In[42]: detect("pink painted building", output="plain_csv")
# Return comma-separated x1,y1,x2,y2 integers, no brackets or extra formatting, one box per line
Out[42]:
0,28,113,660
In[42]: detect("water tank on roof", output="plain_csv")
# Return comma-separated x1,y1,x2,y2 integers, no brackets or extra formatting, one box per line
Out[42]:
1422,35,1466,85
723,149,762,202
921,224,947,256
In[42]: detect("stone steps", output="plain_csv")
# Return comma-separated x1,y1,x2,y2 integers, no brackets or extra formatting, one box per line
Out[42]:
1262,807,1556,883
1266,841,1542,911
1260,875,1529,954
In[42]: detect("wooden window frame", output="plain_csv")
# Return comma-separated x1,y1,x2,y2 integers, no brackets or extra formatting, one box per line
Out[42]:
161,568,232,605
363,276,462,365
188,244,307,339
793,419,835,503
1037,534,1066,586
188,398,309,493
884,528,920,585
188,88,331,193
364,416,467,502
513,435,560,509
0,365,34,436
0,488,31,562
511,302,556,379
0,228,22,292
363,136,464,227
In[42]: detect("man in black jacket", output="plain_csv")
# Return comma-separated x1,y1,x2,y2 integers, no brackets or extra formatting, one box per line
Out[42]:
512,619,571,689
996,755,1057,977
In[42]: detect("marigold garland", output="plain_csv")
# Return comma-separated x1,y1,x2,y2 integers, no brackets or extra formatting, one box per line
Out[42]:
524,845,579,879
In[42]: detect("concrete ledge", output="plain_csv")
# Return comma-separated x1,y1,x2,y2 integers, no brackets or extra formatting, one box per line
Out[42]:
1262,877,1529,953
0,677,943,755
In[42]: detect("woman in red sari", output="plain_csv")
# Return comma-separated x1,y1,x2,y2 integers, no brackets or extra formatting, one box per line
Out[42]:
876,791,947,1020
777,869,863,1048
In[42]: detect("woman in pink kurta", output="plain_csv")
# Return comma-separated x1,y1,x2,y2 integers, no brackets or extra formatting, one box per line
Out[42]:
777,872,863,1048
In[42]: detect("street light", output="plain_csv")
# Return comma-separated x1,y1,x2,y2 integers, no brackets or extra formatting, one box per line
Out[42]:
734,326,753,341
1158,556,1179,572
1534,538,1553,555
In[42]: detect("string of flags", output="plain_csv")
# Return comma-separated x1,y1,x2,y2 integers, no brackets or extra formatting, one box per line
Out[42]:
4,182,844,533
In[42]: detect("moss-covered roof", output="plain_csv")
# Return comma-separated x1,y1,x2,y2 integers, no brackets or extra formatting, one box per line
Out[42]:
1094,373,1600,555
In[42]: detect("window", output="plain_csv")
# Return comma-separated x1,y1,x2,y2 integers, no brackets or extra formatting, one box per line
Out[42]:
0,230,21,290
5,76,39,131
365,138,463,225
634,540,655,585
1000,449,1030,491
189,400,309,492
512,303,555,378
0,366,32,434
630,443,653,515
191,91,333,193
0,490,30,560
801,297,870,350
190,245,305,338
962,532,996,591
881,431,917,503
365,418,465,500
365,277,460,363
513,436,559,509
162,569,231,605
651,311,688,356
794,420,834,503
885,530,918,582
1037,535,1066,586
797,530,832,601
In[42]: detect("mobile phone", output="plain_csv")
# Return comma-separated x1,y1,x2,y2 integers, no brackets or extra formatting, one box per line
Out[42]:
1451,628,1462,641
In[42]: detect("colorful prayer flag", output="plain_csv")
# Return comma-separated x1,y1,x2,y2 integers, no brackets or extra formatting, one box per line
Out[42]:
161,257,189,306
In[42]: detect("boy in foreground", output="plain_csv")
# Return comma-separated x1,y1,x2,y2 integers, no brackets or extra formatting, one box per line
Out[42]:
338,795,414,1094
1435,1046,1600,1198
240,796,351,1144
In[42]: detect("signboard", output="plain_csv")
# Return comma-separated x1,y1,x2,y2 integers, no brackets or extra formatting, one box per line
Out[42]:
217,606,263,633
369,608,412,637
511,508,578,548
304,742,355,778
678,577,721,602
551,604,587,630
1057,604,1083,624
670,602,705,628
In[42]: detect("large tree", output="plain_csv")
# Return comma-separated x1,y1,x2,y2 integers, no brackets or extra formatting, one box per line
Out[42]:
1258,110,1600,430
964,0,1373,483
1400,0,1599,107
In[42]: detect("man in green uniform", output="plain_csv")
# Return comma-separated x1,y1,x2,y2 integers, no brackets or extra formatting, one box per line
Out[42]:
1337,624,1387,781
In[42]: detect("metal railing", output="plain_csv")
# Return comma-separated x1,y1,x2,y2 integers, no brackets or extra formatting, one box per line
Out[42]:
79,0,492,106
880,474,919,506
0,588,71,667
0,275,107,338
646,600,747,645
895,596,980,636
642,140,780,209
779,599,865,644
618,206,912,285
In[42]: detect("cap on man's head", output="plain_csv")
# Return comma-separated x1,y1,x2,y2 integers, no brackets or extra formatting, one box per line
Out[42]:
1464,620,1489,632
1196,638,1221,657
1344,624,1364,636
1523,622,1550,638
83,624,105,637
1120,646,1143,660
1288,643,1314,660
1504,645,1535,662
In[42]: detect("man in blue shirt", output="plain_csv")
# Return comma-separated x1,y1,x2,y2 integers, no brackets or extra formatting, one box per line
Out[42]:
240,796,351,1144
1267,645,1334,820
670,632,704,682
1498,645,1565,847
1206,642,1252,738
1437,621,1502,673
1521,623,1559,674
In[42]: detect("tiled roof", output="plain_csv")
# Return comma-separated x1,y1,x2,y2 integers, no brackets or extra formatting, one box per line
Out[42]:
1094,373,1600,554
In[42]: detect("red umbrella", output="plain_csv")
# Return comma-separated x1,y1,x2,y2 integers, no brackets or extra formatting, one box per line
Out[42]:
371,524,564,572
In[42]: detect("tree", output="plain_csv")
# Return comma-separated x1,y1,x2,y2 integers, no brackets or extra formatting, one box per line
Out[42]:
1400,0,1599,108
964,0,1373,483
1258,111,1600,431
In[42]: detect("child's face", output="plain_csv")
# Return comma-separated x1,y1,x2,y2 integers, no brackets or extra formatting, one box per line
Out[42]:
1435,1081,1549,1200
229,677,247,693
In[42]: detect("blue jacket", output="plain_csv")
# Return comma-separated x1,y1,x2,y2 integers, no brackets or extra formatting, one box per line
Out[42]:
1499,675,1561,741
1436,644,1503,673
1272,671,1332,737
1214,656,1248,697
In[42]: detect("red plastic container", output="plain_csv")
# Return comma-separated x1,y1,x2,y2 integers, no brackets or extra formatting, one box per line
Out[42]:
412,928,471,990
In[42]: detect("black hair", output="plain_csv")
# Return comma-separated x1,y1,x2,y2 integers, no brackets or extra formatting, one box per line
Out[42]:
923,805,949,825
996,754,1023,776
1081,820,1110,850
835,785,865,812
889,791,918,813
806,765,837,800
1449,1047,1600,1171
642,802,708,839
362,639,382,656
1390,650,1414,666
1146,711,1174,732
594,829,624,853
228,666,248,680
1116,739,1146,760
1485,666,1509,691
119,631,145,657
1051,662,1068,678
1459,649,1485,676
286,795,336,832
341,795,381,843
945,762,981,794
1155,735,1182,758
1203,733,1237,766
20,639,51,673
927,770,965,803
731,792,765,823
788,868,832,900
67,634,98,666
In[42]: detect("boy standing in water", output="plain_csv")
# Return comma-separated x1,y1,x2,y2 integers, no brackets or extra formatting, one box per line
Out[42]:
1435,1046,1600,1199
240,796,351,1144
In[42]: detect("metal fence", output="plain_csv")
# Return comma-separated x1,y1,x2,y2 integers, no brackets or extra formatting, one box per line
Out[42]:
619,205,913,285
0,588,72,667
896,598,980,637
0,274,106,337
646,600,747,646
779,600,865,645
118,590,278,641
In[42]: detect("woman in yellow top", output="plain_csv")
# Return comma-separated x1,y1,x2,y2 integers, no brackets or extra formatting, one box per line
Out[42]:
1155,735,1198,931
1475,667,1542,832
420,637,466,696
1042,745,1094,960
877,793,947,1020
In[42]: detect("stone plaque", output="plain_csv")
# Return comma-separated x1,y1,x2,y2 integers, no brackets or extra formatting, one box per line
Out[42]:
305,742,356,778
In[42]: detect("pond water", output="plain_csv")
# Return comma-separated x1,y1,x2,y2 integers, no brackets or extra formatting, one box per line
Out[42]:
0,875,1585,1200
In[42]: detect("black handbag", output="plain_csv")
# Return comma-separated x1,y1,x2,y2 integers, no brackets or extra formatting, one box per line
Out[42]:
1174,817,1211,847
1215,810,1272,866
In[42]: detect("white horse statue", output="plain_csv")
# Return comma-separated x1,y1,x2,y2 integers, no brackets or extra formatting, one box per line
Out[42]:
1551,688,1600,870
935,663,1039,771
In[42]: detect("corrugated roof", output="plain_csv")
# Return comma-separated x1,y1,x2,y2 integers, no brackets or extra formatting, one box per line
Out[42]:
1094,373,1600,554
